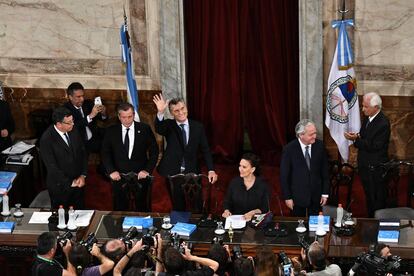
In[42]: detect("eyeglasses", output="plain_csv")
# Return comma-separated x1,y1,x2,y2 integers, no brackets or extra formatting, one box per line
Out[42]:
61,120,74,125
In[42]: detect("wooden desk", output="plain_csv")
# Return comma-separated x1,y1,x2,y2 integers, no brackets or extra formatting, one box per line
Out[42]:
328,218,414,259
0,208,94,276
89,211,327,257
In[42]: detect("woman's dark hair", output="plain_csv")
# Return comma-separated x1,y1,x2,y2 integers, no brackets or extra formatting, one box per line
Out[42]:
255,247,280,276
241,152,261,176
207,244,229,275
68,244,92,275
233,257,255,276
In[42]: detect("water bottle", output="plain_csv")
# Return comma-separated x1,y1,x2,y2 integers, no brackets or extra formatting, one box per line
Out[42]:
316,211,326,236
335,204,344,227
67,206,77,231
57,205,67,229
1,192,10,216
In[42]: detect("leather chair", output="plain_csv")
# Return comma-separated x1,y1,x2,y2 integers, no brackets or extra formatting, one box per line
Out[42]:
120,173,154,212
167,173,211,214
328,160,355,209
375,207,414,220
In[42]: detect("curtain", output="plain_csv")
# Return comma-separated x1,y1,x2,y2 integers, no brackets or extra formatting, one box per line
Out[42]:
184,0,299,165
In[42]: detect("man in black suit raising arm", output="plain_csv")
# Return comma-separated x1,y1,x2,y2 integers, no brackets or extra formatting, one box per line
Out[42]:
101,103,158,211
63,82,107,154
345,92,390,217
152,94,218,211
280,119,329,217
40,107,88,209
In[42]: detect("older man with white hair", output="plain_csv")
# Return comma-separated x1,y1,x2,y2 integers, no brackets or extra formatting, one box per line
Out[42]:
345,92,390,217
280,119,330,217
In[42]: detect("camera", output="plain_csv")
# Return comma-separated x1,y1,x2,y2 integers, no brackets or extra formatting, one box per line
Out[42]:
120,226,139,248
349,247,401,276
299,237,310,253
80,233,98,252
57,231,73,246
211,236,224,246
278,251,292,276
169,233,191,254
142,226,158,248
232,245,243,260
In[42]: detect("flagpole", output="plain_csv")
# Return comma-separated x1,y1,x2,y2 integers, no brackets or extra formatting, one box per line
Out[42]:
337,0,348,163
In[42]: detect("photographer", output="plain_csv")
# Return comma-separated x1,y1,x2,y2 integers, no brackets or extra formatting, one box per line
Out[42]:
101,239,127,263
301,241,342,276
233,257,255,276
31,231,76,276
256,247,280,276
158,243,219,276
207,243,231,276
68,243,114,276
375,243,392,259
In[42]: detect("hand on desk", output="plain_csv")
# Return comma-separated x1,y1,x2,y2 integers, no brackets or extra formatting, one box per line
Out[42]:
222,209,232,218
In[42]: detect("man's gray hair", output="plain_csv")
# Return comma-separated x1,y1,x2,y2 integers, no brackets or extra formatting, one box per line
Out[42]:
364,92,382,109
295,119,315,138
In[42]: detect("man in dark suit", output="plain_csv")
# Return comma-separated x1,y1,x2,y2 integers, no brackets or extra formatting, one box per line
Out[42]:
40,107,88,209
345,92,390,217
63,82,107,154
280,119,329,217
101,103,158,211
153,94,218,211
0,99,15,152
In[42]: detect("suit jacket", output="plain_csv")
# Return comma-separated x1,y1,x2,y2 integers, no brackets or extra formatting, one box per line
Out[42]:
0,100,15,151
63,100,105,142
155,117,214,176
101,122,158,174
280,139,329,207
354,111,390,168
39,125,88,195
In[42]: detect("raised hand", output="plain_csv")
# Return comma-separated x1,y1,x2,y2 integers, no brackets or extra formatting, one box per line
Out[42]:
153,93,168,114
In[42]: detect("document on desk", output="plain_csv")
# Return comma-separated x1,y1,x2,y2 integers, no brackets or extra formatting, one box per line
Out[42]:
29,212,52,224
75,210,95,227
2,141,35,155
225,215,246,229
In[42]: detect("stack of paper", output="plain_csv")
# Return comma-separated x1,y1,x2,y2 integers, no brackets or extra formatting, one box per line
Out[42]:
0,171,17,194
171,222,197,236
309,216,330,232
0,222,15,233
2,141,35,155
122,216,153,230
74,210,95,227
225,215,246,229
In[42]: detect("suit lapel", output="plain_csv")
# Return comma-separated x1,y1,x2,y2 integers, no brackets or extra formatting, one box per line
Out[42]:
294,139,310,171
172,121,185,149
131,122,141,158
51,127,71,153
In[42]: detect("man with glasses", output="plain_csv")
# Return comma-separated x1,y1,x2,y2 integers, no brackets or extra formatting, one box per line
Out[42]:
40,107,88,209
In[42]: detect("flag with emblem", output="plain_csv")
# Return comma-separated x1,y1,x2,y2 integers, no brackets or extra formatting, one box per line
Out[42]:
120,11,140,121
325,19,361,162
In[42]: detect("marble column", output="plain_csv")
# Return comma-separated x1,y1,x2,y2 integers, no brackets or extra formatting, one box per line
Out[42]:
158,0,187,100
299,0,324,132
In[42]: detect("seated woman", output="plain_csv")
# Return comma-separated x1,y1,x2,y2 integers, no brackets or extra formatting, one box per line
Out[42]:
222,153,270,221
